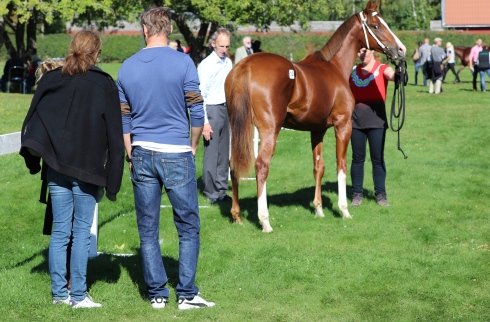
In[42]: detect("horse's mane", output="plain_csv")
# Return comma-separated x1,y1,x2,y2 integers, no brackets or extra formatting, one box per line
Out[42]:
317,15,358,62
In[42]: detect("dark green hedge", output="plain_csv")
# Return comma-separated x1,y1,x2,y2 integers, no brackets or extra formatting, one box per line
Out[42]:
1,31,487,64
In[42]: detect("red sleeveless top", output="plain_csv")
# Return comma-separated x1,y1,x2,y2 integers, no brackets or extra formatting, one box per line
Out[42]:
349,62,389,129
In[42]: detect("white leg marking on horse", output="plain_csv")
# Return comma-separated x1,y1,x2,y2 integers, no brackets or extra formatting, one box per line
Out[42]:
257,182,273,232
338,170,352,219
316,155,320,161
315,204,325,218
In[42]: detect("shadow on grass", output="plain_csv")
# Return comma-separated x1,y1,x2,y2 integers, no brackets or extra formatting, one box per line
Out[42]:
15,208,181,301
29,248,179,301
208,180,376,229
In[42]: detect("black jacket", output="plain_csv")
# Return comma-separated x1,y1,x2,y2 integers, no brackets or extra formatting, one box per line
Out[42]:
20,66,124,201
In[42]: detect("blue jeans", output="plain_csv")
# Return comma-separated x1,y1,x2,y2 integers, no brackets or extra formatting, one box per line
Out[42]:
130,147,200,299
350,128,387,196
479,68,490,91
47,167,98,301
414,62,424,85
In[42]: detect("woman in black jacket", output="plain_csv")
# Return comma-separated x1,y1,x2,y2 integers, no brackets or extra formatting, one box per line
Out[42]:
20,30,124,308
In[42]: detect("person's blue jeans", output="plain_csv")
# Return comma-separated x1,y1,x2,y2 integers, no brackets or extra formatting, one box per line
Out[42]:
350,127,387,196
414,62,423,85
47,167,99,301
130,147,200,299
479,68,490,92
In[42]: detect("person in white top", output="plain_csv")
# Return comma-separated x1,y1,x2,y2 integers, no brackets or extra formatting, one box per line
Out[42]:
197,28,233,203
443,42,461,84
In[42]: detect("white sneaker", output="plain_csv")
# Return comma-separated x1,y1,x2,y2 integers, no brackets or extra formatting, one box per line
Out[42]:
70,293,102,308
52,296,70,305
178,294,215,310
151,296,168,309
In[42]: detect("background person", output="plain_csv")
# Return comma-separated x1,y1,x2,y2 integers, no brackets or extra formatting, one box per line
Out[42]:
234,36,253,64
25,54,42,93
468,38,483,92
197,28,233,204
349,49,400,207
169,40,178,50
1,52,24,92
428,37,448,94
116,7,214,310
418,38,431,87
443,42,461,84
252,39,263,53
477,44,490,92
20,30,124,308
413,41,423,85
176,39,185,52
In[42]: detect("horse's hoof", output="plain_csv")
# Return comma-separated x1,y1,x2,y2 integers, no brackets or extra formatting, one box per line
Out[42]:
233,218,243,225
342,213,352,219
314,205,325,218
261,221,273,233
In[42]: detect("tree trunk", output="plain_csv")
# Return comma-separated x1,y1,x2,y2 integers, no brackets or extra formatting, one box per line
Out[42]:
2,29,16,59
15,21,26,59
27,10,38,56
171,12,217,66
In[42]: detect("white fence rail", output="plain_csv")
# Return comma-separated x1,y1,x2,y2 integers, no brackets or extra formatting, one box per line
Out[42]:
0,132,21,156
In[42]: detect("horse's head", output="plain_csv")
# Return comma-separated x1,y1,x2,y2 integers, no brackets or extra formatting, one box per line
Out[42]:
358,0,406,60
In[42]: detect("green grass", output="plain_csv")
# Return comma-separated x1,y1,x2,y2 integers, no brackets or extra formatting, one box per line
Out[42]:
1,65,489,321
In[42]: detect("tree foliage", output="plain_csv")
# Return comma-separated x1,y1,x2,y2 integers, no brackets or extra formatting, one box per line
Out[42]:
0,0,442,65
309,0,441,31
0,0,113,61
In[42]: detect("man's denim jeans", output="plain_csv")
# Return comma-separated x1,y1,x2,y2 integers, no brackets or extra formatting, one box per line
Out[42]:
479,68,490,91
131,147,200,299
47,167,98,301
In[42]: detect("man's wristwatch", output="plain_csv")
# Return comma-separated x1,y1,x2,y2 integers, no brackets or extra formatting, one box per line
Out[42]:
126,155,132,163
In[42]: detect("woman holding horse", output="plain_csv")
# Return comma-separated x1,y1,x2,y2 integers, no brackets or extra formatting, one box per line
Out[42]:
349,48,399,207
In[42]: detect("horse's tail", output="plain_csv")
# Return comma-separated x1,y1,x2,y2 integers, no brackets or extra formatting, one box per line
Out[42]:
227,66,254,180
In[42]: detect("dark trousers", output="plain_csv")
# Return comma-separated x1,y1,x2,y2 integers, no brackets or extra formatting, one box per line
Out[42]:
473,65,480,91
202,104,230,199
443,63,460,82
350,127,387,196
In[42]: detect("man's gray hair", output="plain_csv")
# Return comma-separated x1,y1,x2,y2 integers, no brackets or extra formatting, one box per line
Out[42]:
210,28,231,42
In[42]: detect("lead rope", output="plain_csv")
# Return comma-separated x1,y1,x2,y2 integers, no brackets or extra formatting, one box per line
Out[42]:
389,59,408,159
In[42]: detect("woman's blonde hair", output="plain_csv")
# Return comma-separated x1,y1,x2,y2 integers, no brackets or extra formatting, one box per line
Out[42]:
62,30,101,76
35,60,64,84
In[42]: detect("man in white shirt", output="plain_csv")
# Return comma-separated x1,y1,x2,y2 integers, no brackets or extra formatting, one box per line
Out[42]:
198,28,233,203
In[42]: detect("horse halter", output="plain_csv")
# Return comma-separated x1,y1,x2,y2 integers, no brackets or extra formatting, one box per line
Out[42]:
358,11,401,60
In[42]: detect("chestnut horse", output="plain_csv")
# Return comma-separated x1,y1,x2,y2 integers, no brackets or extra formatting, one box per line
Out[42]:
225,0,405,232
454,46,472,75
454,45,490,76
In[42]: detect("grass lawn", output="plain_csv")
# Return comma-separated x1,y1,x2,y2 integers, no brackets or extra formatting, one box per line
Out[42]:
0,62,489,321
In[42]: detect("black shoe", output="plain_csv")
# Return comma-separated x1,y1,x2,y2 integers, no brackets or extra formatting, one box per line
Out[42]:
208,197,219,204
208,195,232,204
218,195,232,202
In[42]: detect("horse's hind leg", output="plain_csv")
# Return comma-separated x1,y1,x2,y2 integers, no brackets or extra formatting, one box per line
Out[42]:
334,115,352,219
457,66,464,76
255,130,280,233
230,169,242,225
311,130,327,217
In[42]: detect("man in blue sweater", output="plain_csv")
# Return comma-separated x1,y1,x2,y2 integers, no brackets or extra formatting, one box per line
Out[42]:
117,7,215,310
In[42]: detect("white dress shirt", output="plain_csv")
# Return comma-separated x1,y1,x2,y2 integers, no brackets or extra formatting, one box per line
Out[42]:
197,51,232,123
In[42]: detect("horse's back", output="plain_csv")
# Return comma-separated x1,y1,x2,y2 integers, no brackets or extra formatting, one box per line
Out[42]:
227,53,297,118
